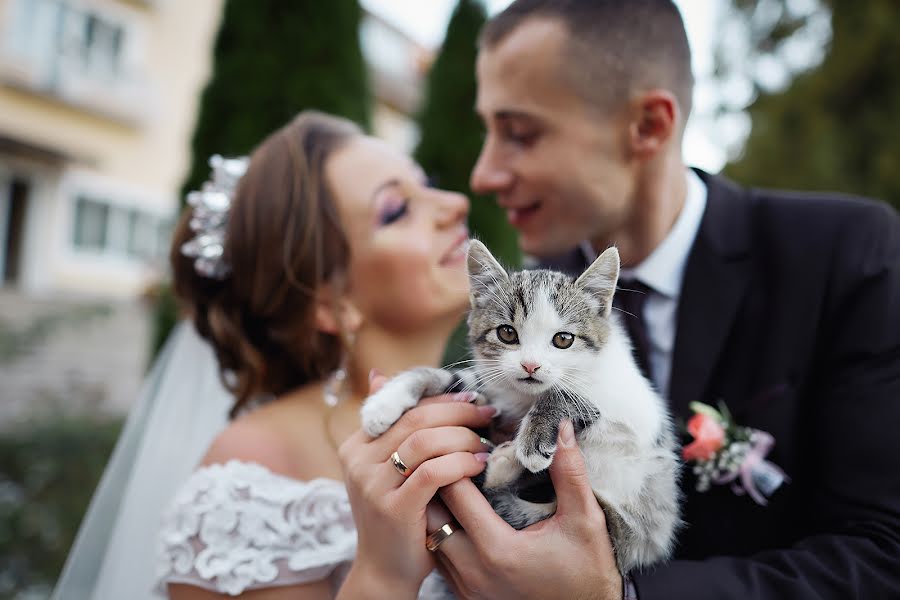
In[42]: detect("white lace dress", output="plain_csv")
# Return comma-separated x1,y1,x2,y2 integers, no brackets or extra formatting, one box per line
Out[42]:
156,460,449,598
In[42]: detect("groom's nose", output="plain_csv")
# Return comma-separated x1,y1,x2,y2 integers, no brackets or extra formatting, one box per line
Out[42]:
471,136,513,195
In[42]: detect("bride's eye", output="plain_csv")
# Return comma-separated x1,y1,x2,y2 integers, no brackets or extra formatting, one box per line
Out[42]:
379,199,409,225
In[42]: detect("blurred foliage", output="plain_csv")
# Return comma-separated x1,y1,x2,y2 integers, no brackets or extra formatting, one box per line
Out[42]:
414,0,521,269
0,419,122,598
146,282,178,368
152,0,373,361
719,0,900,209
0,305,111,365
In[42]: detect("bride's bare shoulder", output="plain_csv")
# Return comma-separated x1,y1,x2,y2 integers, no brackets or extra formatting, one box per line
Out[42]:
200,383,342,481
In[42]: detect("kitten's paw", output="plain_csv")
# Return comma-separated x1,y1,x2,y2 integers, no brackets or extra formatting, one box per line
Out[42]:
360,387,416,437
483,442,523,489
516,438,556,473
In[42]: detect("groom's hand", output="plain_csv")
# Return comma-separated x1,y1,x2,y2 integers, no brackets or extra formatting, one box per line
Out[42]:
434,420,622,600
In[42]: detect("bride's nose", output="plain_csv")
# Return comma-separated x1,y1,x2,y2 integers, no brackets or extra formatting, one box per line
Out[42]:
434,190,469,228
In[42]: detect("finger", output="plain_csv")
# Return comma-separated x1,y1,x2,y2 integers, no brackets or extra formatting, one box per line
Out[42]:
373,427,492,492
368,369,387,394
426,500,471,559
396,426,494,474
370,403,499,459
417,391,479,407
440,478,514,547
549,419,601,518
393,452,488,514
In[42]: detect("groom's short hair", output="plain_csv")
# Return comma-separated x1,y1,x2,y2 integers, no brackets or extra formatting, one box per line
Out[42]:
480,0,694,125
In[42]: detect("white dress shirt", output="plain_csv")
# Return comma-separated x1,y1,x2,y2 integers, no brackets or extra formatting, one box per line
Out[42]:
580,169,707,399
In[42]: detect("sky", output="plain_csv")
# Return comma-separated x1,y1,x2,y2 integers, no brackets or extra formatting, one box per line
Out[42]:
360,0,729,172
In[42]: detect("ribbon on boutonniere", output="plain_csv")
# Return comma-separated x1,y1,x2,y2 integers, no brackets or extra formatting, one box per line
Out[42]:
682,401,789,505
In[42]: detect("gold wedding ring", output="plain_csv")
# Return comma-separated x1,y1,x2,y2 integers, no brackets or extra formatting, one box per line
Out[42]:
426,520,459,552
390,451,411,476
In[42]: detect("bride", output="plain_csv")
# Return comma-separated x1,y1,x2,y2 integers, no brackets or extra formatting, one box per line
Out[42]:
53,111,495,599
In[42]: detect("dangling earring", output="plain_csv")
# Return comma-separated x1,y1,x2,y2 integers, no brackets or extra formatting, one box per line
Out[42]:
323,331,355,407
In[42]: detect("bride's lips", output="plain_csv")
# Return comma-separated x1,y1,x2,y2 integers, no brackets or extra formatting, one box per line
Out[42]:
440,229,470,266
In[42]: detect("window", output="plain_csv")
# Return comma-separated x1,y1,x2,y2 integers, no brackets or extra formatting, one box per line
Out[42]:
72,195,169,261
73,196,109,251
9,0,129,87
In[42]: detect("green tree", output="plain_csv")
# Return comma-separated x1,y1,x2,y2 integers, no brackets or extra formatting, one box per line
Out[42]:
182,0,371,197
414,0,521,268
718,0,900,210
153,0,372,359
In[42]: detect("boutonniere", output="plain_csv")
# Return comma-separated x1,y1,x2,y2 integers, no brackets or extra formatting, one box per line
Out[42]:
682,401,789,505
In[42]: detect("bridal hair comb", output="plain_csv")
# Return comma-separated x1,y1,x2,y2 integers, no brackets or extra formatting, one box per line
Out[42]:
181,154,249,279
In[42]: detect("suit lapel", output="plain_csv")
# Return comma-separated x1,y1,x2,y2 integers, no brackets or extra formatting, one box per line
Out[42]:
669,171,754,419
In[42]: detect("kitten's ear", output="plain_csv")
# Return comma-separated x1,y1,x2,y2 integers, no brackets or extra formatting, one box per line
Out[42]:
575,246,620,318
467,239,508,306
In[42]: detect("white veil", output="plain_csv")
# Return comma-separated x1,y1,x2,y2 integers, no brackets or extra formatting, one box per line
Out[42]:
52,321,233,599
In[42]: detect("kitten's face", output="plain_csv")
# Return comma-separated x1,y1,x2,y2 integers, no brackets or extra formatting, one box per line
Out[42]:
466,241,620,399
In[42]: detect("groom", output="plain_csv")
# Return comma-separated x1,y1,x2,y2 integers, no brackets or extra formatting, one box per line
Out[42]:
432,1,900,599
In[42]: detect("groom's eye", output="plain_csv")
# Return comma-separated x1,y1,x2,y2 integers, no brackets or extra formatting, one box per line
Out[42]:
496,325,519,344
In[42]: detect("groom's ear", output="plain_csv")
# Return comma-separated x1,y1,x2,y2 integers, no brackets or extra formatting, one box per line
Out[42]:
314,282,363,335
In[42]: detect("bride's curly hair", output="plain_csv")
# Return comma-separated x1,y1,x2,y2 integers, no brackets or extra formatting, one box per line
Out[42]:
171,111,361,417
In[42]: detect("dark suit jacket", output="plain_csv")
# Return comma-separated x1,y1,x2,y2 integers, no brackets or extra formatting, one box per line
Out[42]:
542,170,900,599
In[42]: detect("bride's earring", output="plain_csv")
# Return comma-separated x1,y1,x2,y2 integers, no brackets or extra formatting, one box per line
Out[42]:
323,331,354,407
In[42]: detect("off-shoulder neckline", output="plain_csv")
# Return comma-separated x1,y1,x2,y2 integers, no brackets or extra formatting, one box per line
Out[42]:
192,458,345,487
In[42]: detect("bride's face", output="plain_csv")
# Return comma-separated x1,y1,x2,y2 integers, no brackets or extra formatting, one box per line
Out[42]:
326,136,471,333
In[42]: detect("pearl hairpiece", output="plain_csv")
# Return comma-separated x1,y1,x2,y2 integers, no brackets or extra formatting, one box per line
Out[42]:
180,154,249,279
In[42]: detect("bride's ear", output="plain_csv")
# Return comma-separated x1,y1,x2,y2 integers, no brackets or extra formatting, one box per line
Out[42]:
314,283,363,335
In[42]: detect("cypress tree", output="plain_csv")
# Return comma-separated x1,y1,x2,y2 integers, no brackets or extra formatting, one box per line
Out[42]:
414,0,521,268
182,0,371,197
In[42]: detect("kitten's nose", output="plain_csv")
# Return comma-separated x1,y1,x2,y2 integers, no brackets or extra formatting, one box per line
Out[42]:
521,361,541,375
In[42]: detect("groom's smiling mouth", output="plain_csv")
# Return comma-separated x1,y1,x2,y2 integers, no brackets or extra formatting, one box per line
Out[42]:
504,202,541,228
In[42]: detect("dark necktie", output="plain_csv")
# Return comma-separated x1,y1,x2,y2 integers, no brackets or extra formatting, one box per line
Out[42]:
614,278,653,381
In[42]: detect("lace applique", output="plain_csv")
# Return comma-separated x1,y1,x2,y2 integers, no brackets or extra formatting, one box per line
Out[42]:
156,460,356,596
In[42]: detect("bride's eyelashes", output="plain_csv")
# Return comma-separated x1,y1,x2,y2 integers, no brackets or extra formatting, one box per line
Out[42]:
378,197,409,225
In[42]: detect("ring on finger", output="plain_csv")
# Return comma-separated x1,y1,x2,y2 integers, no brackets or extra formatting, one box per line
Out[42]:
426,520,460,552
390,451,411,476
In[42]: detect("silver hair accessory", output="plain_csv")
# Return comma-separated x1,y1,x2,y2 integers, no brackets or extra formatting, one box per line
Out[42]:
180,154,250,279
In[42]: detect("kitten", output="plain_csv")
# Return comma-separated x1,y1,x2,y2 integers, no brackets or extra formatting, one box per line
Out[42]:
361,240,681,574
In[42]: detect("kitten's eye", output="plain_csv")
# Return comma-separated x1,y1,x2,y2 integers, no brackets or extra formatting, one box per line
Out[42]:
496,325,519,344
552,332,575,349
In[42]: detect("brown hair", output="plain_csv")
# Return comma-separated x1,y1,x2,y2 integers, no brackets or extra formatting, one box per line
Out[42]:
171,111,362,417
480,0,694,128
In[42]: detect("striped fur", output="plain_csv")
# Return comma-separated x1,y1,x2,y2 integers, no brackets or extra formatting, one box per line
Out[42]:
361,240,682,575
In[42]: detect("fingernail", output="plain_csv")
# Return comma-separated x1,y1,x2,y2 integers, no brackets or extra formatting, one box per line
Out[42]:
478,405,500,418
474,452,491,463
368,369,379,384
479,436,496,450
559,420,576,448
453,391,477,403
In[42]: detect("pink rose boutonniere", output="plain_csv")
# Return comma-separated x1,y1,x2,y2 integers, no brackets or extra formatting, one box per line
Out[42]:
682,401,789,505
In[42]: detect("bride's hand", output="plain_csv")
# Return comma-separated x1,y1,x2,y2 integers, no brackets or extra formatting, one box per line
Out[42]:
337,372,496,598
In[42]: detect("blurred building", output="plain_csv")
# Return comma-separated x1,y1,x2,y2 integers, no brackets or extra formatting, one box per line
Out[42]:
362,9,431,154
0,0,224,299
0,0,429,301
